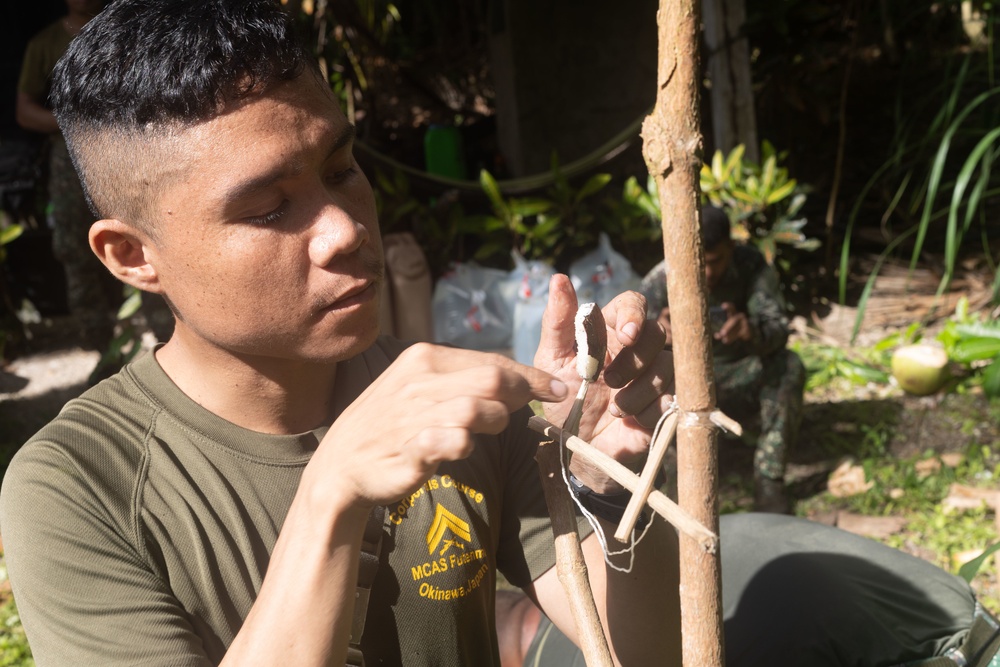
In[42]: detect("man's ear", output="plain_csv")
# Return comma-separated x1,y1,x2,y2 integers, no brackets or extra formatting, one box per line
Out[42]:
89,219,164,294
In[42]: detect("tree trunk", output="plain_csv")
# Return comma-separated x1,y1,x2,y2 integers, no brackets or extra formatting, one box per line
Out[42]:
642,1,725,666
702,0,758,162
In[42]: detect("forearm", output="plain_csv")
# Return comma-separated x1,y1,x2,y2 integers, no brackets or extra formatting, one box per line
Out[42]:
533,518,681,667
584,520,681,667
221,477,369,667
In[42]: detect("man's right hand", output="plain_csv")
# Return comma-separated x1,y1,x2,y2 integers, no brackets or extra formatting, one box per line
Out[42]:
656,307,672,346
308,343,568,516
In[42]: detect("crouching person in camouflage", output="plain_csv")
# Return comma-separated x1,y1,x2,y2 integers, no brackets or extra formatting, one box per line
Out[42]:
641,205,806,513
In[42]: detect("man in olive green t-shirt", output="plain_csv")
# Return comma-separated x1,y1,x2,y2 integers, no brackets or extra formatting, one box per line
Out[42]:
0,2,681,666
16,0,115,349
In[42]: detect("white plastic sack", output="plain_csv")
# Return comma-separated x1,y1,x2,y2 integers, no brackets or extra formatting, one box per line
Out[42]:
569,233,640,308
432,262,513,350
507,251,555,365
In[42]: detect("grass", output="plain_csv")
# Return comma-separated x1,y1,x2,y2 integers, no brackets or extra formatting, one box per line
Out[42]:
787,350,1000,615
0,559,31,667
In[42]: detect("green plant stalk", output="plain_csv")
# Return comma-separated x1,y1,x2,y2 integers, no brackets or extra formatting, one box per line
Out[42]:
940,127,1000,297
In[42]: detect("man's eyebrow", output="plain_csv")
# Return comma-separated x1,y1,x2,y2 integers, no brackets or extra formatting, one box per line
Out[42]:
222,123,357,206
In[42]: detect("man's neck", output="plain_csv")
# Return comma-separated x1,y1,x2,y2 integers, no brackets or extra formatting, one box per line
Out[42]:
155,331,340,435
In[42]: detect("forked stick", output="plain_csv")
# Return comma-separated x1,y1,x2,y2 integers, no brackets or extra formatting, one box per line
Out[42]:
614,411,679,542
531,301,614,667
535,437,614,667
529,416,717,552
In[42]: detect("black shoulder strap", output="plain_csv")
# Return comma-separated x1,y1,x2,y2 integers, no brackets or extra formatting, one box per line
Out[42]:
346,505,386,667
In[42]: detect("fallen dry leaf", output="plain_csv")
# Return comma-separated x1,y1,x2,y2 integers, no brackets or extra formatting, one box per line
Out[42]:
828,459,874,497
889,488,905,500
941,483,1000,512
836,512,907,538
915,458,942,479
940,452,964,468
952,548,987,571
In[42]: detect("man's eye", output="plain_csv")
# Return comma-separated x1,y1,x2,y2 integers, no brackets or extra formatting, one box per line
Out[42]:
245,200,288,226
328,164,357,184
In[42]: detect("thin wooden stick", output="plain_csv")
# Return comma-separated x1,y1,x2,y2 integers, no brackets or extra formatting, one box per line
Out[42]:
644,0,725,663
528,417,718,552
535,437,614,667
614,412,679,542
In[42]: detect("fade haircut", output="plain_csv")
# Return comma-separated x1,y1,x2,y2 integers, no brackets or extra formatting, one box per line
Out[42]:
699,205,732,251
50,0,316,233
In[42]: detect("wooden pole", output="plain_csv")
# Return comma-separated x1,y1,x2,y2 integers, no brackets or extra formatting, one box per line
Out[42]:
642,1,725,666
535,439,614,667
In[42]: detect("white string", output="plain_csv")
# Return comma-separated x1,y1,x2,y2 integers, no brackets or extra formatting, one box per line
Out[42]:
558,402,678,572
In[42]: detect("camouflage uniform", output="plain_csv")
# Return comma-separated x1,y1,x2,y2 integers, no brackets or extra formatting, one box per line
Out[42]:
19,20,116,347
640,244,805,483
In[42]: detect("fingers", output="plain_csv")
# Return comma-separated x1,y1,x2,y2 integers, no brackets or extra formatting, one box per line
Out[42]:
399,343,567,404
603,311,667,389
601,290,648,349
405,364,541,414
629,392,678,430
610,350,675,421
535,274,579,368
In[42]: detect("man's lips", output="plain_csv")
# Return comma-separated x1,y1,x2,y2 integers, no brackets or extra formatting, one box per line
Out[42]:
321,281,377,311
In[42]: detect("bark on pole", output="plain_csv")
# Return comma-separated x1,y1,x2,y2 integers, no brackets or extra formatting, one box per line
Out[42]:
641,1,725,666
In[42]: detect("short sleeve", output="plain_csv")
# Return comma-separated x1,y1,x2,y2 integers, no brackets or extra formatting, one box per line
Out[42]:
17,37,53,101
0,441,212,666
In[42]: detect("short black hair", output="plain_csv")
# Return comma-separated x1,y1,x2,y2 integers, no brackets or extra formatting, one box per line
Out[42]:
50,0,317,228
700,205,732,251
52,0,311,131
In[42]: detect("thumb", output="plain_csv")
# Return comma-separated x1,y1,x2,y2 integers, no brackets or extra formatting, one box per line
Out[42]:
534,274,579,369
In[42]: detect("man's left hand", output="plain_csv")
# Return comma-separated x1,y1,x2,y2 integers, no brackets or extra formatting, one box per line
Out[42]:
716,302,753,345
533,274,675,492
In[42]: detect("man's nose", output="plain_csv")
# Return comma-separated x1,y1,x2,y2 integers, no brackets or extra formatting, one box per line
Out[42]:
307,205,370,267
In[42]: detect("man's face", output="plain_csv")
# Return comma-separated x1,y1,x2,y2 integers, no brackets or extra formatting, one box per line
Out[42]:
703,240,732,291
141,73,384,364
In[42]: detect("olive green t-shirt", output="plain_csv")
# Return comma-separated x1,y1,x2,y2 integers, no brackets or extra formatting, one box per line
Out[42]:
18,19,73,103
0,337,560,666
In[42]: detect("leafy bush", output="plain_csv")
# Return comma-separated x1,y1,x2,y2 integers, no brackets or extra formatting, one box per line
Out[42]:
700,142,819,269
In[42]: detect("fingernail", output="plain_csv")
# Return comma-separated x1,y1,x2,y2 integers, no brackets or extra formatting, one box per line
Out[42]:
623,322,639,342
604,370,622,387
551,379,568,399
609,402,622,417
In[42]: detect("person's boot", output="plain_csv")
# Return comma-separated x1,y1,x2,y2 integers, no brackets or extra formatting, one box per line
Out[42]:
754,476,791,514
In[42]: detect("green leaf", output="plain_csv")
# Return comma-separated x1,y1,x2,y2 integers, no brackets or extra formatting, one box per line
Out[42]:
950,337,1000,363
910,88,1000,276
721,144,745,182
0,224,23,246
958,541,1000,582
479,170,510,221
711,149,725,180
117,291,143,320
954,321,1000,339
761,155,777,193
575,173,612,203
939,127,1000,297
509,198,552,217
765,179,797,205
874,333,901,352
983,355,1000,398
